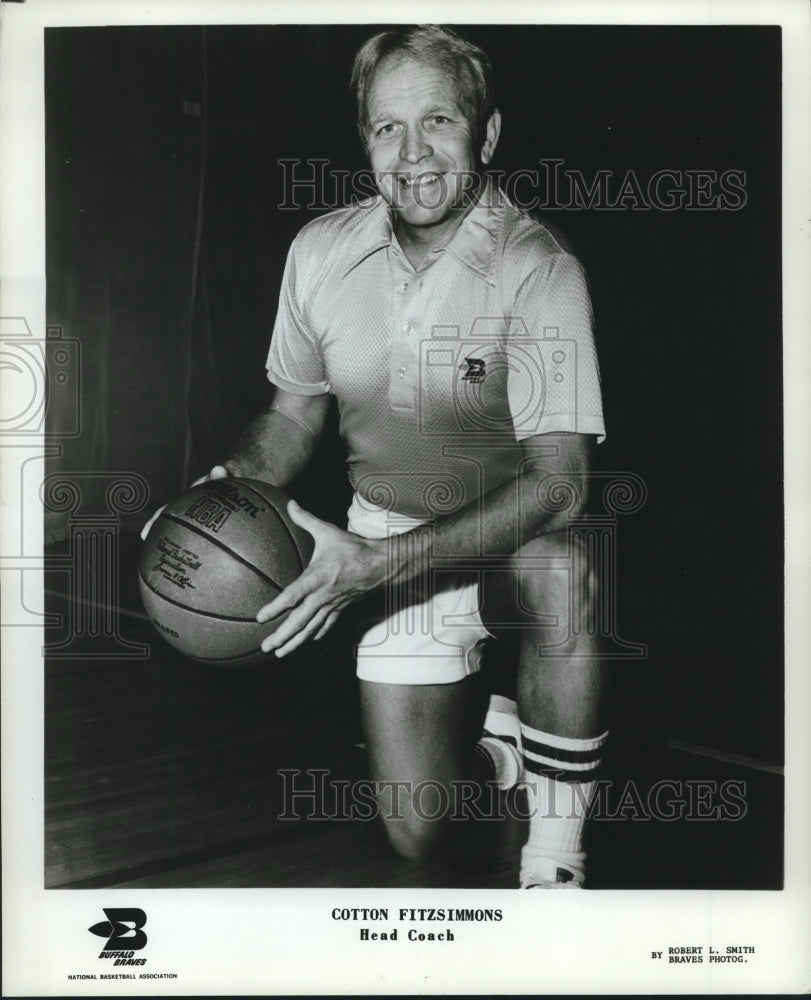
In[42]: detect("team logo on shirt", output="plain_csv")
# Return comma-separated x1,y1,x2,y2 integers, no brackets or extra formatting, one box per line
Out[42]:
459,357,486,383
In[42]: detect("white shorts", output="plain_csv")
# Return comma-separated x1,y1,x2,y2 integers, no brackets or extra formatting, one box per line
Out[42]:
347,493,491,685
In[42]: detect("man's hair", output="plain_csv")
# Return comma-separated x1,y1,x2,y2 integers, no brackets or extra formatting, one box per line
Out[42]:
350,25,496,152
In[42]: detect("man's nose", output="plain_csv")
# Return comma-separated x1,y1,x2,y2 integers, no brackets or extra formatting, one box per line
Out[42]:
399,126,432,163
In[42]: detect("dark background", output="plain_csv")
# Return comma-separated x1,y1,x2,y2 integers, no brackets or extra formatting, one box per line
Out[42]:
45,25,783,765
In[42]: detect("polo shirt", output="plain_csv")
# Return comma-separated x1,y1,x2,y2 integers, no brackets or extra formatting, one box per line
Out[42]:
266,179,605,519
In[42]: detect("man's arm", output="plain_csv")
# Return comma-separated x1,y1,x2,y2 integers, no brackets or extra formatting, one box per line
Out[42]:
406,432,591,567
258,432,592,657
140,387,328,539
223,387,330,486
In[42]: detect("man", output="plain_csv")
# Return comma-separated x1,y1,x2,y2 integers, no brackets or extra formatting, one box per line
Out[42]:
148,25,607,888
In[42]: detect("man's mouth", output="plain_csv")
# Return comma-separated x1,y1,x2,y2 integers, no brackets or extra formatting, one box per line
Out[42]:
397,172,443,191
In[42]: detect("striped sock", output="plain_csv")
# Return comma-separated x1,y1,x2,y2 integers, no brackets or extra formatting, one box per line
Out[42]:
475,695,523,790
519,724,608,887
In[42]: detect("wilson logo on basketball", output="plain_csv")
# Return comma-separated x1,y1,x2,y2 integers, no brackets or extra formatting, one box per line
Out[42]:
206,480,267,517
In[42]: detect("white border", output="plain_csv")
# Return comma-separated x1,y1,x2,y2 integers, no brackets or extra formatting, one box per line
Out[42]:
2,0,809,995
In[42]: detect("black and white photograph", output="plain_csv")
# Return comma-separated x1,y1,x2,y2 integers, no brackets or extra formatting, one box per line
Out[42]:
2,0,809,994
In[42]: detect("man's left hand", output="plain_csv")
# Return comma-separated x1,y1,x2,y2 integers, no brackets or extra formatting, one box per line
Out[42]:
257,500,388,658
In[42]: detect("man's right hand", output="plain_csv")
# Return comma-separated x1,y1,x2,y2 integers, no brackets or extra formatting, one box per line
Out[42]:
139,464,230,541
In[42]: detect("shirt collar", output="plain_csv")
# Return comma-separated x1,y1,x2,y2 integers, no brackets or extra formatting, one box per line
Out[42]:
340,197,394,277
341,175,508,283
442,175,506,285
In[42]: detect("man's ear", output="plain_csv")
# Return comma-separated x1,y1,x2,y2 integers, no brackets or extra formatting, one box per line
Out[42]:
480,109,502,165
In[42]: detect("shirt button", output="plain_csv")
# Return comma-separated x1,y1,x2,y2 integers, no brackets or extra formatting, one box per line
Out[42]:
398,365,407,376
402,323,412,334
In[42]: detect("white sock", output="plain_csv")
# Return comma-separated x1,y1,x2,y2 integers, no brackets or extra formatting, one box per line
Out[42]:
475,695,523,790
519,723,608,886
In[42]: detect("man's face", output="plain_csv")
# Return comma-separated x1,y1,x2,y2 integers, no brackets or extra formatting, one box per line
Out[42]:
365,55,495,234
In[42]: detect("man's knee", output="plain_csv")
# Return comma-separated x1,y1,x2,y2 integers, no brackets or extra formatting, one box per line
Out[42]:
381,813,448,861
374,776,455,860
509,531,597,621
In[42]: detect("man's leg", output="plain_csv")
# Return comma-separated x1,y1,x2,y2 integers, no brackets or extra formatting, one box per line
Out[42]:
485,529,608,887
514,531,603,735
360,676,484,860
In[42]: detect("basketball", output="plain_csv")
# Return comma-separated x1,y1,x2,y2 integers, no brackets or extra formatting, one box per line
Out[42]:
139,477,314,666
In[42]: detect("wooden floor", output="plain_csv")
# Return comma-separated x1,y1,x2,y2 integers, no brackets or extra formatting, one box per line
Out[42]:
44,533,783,891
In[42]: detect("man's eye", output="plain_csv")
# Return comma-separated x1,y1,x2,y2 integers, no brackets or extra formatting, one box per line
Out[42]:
377,123,396,136
430,115,450,125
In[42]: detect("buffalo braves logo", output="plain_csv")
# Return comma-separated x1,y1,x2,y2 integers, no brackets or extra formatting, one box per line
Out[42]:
89,908,147,953
459,357,486,383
